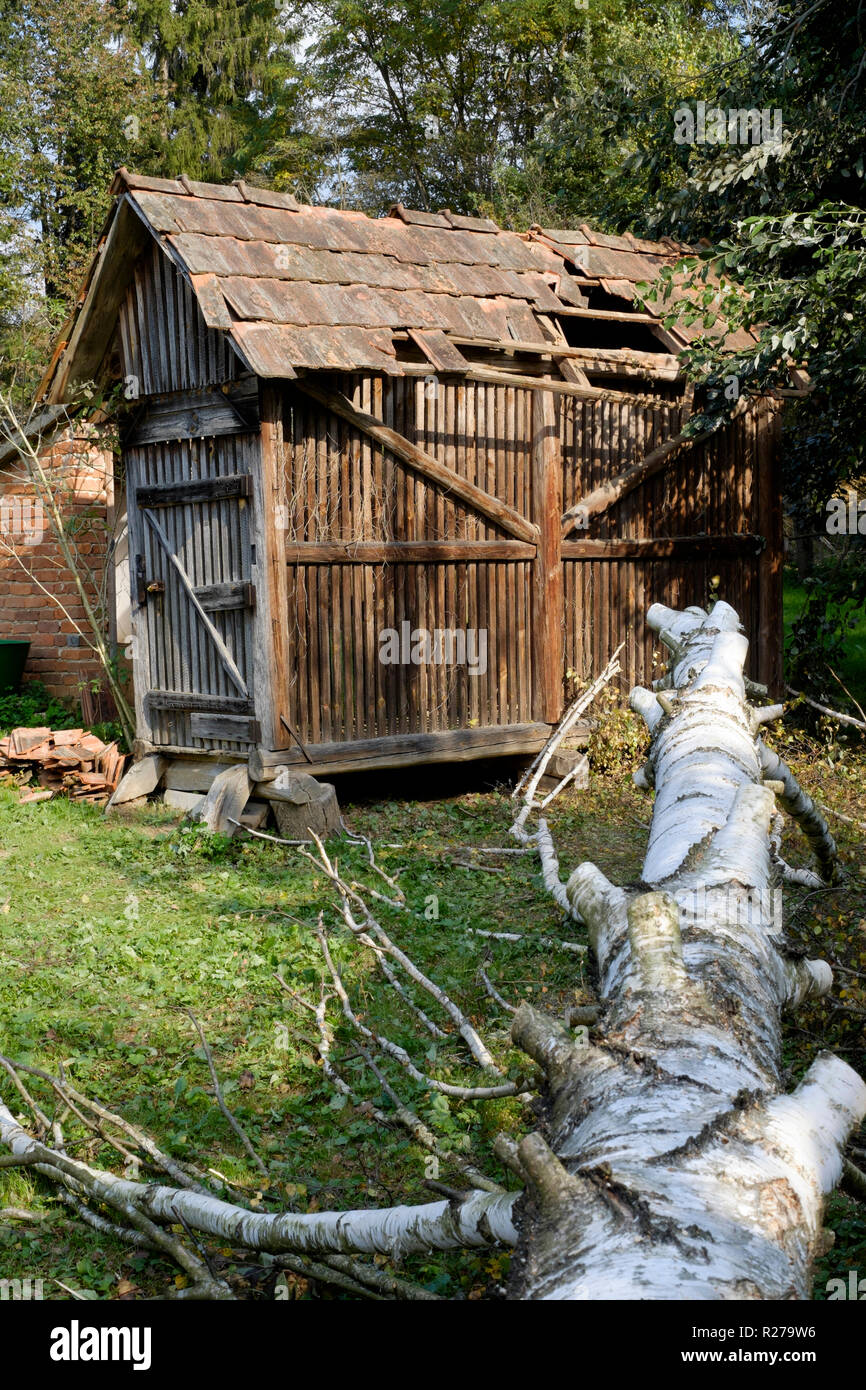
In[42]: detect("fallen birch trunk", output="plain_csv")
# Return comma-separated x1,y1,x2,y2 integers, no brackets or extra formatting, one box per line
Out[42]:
509,599,866,1300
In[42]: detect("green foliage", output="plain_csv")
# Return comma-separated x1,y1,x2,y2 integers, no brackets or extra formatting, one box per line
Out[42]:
785,558,866,711
0,0,160,401
121,0,302,182
587,687,649,774
639,205,866,692
630,0,866,693
0,681,76,735
273,0,586,214
514,1,741,235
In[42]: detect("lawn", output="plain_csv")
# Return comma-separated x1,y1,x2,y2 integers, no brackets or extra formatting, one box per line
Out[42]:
0,734,865,1299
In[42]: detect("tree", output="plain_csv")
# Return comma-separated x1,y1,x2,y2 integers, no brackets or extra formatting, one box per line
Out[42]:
281,0,589,214
620,2,866,704
120,0,300,181
513,0,742,234
0,0,157,404
1,600,862,1298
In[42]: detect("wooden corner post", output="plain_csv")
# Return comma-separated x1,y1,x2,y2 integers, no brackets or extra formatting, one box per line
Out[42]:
531,390,564,723
253,382,293,751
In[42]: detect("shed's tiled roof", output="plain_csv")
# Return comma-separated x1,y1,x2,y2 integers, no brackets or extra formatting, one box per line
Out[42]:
42,168,753,398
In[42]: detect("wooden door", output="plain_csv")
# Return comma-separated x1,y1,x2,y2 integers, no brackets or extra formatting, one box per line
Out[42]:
125,404,261,753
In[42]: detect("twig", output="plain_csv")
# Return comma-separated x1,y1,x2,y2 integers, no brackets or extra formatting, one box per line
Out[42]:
0,1207,43,1222
829,668,866,726
181,1010,268,1177
468,928,587,953
513,647,622,807
452,858,506,874
315,927,518,1100
269,1251,384,1300
786,685,866,733
1,1054,211,1195
280,979,502,1193
305,832,503,1074
819,803,866,834
318,1253,443,1300
510,650,623,915
478,967,517,1015
227,819,312,846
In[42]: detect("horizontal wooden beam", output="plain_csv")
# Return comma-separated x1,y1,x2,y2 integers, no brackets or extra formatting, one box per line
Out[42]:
145,691,254,715
292,379,538,545
248,722,553,779
124,381,259,446
285,540,536,564
137,473,253,508
561,534,763,560
190,713,260,743
447,332,670,364
194,580,256,611
457,365,674,406
548,306,658,324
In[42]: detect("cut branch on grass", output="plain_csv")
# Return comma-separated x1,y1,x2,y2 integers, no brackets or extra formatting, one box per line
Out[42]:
509,649,623,920
478,966,517,1015
304,833,503,1075
467,928,586,953
279,978,502,1195
0,1094,519,1259
315,926,518,1100
180,1010,268,1178
1,1054,213,1196
786,685,866,733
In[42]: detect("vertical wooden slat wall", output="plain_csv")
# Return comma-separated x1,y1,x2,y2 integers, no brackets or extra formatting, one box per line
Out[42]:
561,396,773,699
279,373,779,748
280,375,536,745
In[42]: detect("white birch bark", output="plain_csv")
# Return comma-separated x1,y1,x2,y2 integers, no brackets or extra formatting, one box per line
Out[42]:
509,600,866,1300
0,1095,518,1259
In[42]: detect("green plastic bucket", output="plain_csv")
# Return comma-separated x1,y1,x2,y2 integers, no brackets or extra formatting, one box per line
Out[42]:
0,641,30,691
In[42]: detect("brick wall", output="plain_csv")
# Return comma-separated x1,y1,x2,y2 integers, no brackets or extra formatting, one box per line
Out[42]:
0,428,116,703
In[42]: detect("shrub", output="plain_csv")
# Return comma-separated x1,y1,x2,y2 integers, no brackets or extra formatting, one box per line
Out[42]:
587,688,650,774
0,682,77,735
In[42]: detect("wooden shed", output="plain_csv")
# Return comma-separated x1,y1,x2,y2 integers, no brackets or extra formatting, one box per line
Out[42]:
37,167,783,786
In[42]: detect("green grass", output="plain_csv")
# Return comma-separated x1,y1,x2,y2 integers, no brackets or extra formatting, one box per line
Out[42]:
0,741,864,1300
